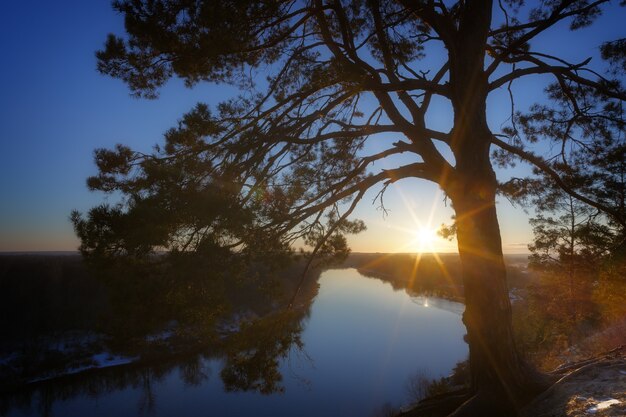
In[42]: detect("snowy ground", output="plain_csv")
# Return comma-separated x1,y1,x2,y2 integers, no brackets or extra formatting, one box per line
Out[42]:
27,352,138,383
522,355,626,417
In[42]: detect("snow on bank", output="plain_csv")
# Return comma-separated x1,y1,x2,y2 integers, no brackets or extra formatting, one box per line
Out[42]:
28,352,138,383
145,330,175,343
90,353,137,369
587,398,621,414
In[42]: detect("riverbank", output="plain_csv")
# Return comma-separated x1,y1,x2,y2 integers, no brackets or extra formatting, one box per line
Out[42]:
521,346,626,417
342,252,532,303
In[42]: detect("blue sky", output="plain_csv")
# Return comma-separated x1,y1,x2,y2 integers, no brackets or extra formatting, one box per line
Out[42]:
0,1,623,252
0,1,236,251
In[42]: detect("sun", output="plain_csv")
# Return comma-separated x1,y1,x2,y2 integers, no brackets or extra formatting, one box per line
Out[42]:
414,227,438,252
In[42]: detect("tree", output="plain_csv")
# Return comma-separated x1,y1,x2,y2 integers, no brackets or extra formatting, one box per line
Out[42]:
525,194,609,349
75,1,626,415
503,100,626,359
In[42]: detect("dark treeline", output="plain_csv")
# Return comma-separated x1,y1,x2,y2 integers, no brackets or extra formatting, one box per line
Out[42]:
0,255,107,341
0,253,321,391
0,253,317,340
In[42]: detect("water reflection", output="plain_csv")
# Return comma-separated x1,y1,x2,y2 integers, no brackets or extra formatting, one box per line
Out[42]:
409,296,464,315
1,268,467,417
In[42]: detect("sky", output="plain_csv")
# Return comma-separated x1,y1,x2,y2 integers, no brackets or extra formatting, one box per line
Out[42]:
0,1,623,253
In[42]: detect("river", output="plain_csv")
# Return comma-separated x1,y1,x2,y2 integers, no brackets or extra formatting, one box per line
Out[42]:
2,268,468,417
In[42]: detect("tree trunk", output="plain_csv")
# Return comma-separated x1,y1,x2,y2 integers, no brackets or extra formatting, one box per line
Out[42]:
448,173,551,416
444,91,553,414
438,2,553,415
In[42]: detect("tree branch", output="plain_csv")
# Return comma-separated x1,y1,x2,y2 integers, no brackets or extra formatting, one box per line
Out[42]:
492,136,626,227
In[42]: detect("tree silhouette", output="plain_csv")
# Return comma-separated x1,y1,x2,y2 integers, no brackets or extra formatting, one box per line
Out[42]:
75,1,625,415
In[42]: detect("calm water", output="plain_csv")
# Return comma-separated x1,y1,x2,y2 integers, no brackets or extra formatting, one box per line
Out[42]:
4,268,467,417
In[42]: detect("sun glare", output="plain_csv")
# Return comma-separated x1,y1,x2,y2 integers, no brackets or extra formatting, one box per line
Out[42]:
414,227,438,252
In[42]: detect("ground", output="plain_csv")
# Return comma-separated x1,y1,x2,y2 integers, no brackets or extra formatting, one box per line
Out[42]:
521,347,626,417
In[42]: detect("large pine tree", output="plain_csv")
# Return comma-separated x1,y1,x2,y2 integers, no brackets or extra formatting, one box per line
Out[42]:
75,1,625,415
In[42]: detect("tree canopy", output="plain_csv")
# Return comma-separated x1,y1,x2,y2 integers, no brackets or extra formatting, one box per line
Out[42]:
75,1,625,415
76,0,625,259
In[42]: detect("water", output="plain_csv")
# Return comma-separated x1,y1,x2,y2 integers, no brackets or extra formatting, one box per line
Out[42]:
3,268,468,417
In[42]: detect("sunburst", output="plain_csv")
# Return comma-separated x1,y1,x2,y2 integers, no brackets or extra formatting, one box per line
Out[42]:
414,226,438,253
